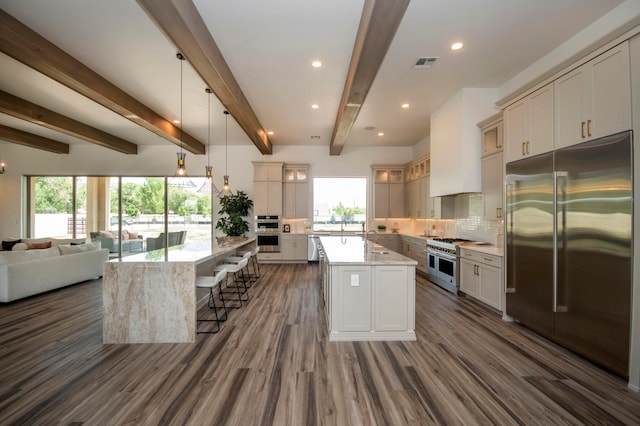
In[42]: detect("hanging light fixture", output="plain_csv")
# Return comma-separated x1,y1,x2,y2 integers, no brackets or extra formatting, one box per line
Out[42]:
0,157,5,174
169,52,195,188
198,88,221,194
218,110,233,198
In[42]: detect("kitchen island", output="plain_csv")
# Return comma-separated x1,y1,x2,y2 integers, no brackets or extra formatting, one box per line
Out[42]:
102,237,255,344
320,235,417,341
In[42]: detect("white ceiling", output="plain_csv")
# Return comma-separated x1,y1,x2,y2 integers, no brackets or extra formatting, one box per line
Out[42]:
0,0,627,153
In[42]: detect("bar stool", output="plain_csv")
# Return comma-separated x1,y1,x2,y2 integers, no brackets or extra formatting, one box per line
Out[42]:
227,246,260,284
222,251,254,286
195,268,228,334
215,257,249,308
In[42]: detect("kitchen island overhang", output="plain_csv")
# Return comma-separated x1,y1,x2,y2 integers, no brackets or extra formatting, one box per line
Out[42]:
320,236,417,342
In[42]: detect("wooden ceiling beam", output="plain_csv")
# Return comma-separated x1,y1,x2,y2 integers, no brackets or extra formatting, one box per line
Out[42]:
0,124,69,154
0,90,137,154
0,9,205,155
330,0,410,155
137,0,273,155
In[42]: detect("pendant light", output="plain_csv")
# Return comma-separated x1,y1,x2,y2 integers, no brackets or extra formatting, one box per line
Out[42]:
169,52,195,188
218,110,233,198
0,157,5,174
198,88,221,194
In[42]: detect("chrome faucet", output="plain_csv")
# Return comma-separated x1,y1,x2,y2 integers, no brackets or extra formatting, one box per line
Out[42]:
340,219,347,233
364,230,378,252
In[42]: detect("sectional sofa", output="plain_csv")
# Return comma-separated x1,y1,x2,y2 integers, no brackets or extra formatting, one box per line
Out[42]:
0,238,108,302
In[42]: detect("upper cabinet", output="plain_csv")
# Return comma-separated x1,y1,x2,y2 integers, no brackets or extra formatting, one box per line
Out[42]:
478,112,503,156
283,164,309,219
253,162,283,216
555,41,631,149
478,114,504,220
504,83,554,163
405,156,430,218
372,166,405,218
253,162,283,181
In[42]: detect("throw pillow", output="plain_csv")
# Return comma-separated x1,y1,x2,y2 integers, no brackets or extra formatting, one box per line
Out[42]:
12,242,29,251
2,239,22,251
100,231,114,239
70,241,86,245
59,244,89,255
30,241,52,250
128,232,139,239
122,233,130,240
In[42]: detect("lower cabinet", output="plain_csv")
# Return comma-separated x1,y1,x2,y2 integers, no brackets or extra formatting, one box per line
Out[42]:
459,248,503,311
281,234,308,261
400,236,428,275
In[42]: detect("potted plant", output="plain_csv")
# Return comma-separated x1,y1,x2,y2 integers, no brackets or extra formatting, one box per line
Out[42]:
216,190,253,237
377,224,387,232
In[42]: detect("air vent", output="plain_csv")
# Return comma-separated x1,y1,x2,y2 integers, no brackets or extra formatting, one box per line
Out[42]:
413,57,438,69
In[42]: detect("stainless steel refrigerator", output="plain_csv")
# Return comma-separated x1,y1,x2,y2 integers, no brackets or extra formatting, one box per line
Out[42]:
506,131,632,378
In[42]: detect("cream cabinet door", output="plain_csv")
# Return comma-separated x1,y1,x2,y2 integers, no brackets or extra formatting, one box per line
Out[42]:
482,152,503,219
478,263,502,310
504,84,553,163
555,42,631,149
460,258,479,297
374,266,410,331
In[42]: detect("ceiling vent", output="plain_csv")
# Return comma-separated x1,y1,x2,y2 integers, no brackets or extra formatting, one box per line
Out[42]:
413,57,438,69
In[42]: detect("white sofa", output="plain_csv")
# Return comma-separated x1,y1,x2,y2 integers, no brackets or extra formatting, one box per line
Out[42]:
0,239,109,303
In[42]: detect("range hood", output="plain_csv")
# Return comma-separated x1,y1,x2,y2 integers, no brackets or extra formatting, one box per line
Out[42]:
430,88,497,197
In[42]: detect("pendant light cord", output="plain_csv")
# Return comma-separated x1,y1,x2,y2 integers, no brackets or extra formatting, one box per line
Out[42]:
206,88,211,165
224,111,229,175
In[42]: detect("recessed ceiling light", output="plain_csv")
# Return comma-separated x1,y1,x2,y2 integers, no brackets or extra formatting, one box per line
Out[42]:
267,131,274,135
401,103,410,109
378,132,384,137
173,119,180,124
311,60,322,68
311,104,319,109
450,41,464,51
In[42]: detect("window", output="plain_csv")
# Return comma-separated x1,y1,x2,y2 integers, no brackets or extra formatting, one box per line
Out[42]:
27,175,213,257
313,177,366,231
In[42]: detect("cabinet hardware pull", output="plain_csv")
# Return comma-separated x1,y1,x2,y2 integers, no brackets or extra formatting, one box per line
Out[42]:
496,207,499,218
526,141,530,154
587,119,592,137
522,141,525,156
581,121,585,138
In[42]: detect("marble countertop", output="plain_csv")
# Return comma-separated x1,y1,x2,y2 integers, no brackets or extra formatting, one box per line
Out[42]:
320,235,417,266
457,243,504,256
109,237,255,264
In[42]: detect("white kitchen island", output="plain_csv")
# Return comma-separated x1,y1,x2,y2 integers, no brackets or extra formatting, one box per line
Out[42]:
320,236,417,341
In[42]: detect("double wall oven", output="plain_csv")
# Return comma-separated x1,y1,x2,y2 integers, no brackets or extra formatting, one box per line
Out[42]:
255,215,281,252
427,238,470,294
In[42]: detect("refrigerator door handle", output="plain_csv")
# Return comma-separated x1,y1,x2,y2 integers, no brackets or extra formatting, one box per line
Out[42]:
554,171,568,313
505,182,516,293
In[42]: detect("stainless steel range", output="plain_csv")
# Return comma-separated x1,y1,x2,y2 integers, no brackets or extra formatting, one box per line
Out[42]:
426,238,470,294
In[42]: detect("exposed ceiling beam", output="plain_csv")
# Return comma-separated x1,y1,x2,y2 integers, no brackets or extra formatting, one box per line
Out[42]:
330,0,410,155
0,124,69,154
0,90,137,154
136,0,273,155
0,9,205,155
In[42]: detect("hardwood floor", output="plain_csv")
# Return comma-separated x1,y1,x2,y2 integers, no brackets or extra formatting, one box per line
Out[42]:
1,264,639,425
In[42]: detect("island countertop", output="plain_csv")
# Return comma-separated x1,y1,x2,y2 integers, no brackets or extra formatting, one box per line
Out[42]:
320,235,418,265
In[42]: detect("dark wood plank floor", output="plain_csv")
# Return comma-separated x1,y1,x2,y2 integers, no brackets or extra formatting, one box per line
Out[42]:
1,264,639,425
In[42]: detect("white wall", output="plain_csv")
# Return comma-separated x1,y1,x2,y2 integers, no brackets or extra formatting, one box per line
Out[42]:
0,142,414,238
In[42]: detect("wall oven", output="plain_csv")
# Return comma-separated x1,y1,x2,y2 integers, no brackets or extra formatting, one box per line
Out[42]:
255,215,281,252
